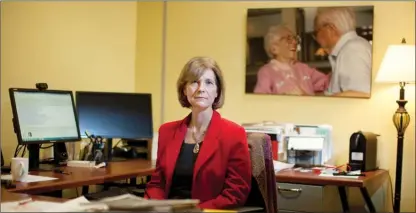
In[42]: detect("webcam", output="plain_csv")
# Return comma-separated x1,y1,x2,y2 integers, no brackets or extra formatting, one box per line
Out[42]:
35,83,48,91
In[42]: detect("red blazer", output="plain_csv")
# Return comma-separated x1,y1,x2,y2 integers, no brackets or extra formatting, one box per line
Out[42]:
145,110,252,209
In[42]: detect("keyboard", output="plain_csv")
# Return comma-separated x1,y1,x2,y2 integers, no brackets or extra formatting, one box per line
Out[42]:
84,187,144,201
67,160,96,168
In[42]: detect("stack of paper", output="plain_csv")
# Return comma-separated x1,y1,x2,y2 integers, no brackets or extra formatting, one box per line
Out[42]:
80,194,201,212
319,170,362,179
1,196,94,212
1,194,200,212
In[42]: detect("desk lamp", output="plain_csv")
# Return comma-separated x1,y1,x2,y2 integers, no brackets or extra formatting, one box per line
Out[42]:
375,38,415,213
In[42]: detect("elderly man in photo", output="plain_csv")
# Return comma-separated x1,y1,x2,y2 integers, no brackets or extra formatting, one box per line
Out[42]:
313,7,372,97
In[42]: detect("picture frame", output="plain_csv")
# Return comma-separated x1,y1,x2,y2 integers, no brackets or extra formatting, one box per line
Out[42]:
245,6,374,98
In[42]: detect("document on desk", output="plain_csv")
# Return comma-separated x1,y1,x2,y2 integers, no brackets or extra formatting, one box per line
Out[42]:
1,200,89,212
1,174,57,183
1,196,98,212
1,200,64,212
80,193,200,211
319,173,359,179
273,160,295,173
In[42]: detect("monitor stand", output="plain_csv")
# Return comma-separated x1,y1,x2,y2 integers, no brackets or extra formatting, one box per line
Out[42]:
27,144,63,171
28,144,42,171
105,138,113,161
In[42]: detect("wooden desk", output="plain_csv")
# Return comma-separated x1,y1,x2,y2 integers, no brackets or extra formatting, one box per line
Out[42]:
276,169,387,188
8,159,155,194
276,169,389,213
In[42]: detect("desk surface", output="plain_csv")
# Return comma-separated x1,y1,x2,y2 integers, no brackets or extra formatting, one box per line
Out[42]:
8,159,154,194
276,169,388,187
8,159,388,194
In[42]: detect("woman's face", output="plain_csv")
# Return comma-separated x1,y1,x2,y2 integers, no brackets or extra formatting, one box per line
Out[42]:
184,69,218,110
271,29,298,61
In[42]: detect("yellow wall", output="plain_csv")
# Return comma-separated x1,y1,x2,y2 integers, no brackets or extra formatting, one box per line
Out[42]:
136,2,164,131
164,1,415,211
1,1,138,163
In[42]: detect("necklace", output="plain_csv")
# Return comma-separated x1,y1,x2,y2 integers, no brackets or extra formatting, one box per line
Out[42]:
191,127,206,154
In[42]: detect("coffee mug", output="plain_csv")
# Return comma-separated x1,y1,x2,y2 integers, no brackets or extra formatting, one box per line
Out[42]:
11,157,28,181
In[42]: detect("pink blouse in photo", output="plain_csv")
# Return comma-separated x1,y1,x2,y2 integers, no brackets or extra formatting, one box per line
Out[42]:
253,59,329,96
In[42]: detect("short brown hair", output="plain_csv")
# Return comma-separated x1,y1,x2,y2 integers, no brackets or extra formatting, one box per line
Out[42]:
177,56,225,109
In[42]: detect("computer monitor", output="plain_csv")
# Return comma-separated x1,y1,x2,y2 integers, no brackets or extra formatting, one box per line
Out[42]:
76,91,153,139
9,88,81,170
76,91,153,160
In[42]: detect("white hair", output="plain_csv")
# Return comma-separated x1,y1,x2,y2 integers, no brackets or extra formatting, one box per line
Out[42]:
315,7,356,35
263,25,292,58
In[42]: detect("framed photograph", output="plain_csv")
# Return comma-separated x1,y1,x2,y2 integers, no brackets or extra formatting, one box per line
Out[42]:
245,6,374,98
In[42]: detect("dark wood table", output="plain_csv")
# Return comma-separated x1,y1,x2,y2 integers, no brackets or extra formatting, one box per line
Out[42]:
7,159,155,195
276,169,389,213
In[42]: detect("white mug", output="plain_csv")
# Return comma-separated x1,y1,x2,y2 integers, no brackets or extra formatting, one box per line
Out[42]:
11,157,28,181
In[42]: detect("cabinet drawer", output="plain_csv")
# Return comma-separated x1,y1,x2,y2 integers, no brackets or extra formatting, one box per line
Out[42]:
277,183,324,212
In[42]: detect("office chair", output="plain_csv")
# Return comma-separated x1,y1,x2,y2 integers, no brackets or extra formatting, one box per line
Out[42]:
244,132,278,213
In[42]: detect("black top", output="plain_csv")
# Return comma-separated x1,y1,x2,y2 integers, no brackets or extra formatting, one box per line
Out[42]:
168,141,203,199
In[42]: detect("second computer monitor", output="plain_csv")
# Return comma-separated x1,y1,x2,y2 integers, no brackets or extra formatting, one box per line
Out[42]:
76,91,153,139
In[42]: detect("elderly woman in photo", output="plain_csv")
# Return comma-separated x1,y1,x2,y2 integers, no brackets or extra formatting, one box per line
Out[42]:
254,25,329,96
313,7,372,97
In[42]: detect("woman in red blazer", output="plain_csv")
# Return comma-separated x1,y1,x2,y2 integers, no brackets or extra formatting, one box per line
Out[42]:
145,56,252,209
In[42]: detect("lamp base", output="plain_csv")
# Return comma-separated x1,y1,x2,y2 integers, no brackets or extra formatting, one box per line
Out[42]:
392,83,411,213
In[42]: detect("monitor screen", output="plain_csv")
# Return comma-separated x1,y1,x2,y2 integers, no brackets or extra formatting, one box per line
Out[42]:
9,88,81,144
76,91,153,139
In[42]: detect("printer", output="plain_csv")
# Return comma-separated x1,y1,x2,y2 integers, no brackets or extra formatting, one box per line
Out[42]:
243,122,333,166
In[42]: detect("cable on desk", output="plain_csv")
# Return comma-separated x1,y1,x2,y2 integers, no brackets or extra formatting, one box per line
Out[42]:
14,144,25,157
13,145,19,157
39,144,53,149
21,145,27,157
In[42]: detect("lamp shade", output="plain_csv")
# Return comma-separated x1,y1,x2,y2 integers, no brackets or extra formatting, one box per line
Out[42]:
375,44,415,83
